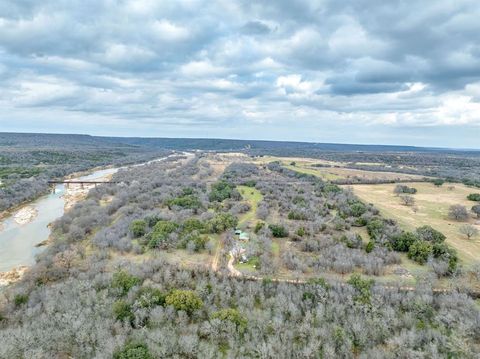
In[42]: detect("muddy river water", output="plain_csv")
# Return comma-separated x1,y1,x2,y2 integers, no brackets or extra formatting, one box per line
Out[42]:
0,167,119,272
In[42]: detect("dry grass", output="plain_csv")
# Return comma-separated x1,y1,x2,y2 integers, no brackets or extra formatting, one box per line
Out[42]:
253,155,427,182
350,182,480,264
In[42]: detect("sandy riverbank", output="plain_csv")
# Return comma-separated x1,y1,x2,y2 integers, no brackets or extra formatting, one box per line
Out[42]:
63,173,114,211
13,206,38,225
0,266,28,286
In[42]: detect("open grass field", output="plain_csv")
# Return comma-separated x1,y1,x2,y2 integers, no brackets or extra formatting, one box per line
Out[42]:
350,182,480,264
286,163,427,182
254,155,428,182
237,185,263,227
283,164,343,180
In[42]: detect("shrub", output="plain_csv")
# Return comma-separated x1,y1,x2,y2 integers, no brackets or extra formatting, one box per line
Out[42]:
306,277,330,289
268,224,288,238
166,195,202,210
472,204,480,218
347,274,374,304
323,184,341,194
241,180,257,187
113,300,133,322
181,218,207,234
135,287,166,308
390,231,418,252
114,342,153,359
112,271,141,296
287,211,307,220
165,290,203,315
181,233,208,251
352,217,368,227
416,225,445,243
148,220,179,248
432,243,458,273
394,185,417,195
365,241,375,253
433,179,444,186
467,193,480,201
296,226,306,237
350,203,367,217
14,294,29,307
254,222,265,234
130,220,147,238
211,308,247,330
341,233,363,249
408,240,433,264
366,219,385,240
209,180,235,202
208,213,238,233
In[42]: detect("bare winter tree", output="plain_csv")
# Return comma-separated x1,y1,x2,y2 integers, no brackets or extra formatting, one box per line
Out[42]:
459,224,479,240
448,205,469,221
400,195,415,206
472,204,480,219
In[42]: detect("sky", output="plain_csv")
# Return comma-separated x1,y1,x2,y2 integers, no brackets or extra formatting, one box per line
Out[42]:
0,0,479,149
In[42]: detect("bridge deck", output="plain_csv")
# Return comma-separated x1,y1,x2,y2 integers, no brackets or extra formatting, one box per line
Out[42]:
48,180,120,184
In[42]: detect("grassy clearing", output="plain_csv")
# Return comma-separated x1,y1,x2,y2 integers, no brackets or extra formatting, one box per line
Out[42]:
286,163,426,182
253,155,427,182
283,164,342,180
235,256,259,273
350,182,480,264
237,185,263,227
271,241,280,256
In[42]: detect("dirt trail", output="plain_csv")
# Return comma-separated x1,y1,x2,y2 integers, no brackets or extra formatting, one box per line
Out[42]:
211,241,221,271
227,254,242,277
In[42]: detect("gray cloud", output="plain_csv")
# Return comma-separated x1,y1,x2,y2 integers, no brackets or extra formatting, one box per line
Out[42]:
241,20,272,35
0,0,479,147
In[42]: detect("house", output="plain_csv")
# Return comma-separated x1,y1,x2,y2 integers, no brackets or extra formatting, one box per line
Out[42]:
239,232,250,241
234,228,250,241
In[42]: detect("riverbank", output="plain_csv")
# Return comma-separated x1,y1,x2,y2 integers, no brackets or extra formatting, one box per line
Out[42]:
0,266,28,286
0,154,177,284
63,172,114,211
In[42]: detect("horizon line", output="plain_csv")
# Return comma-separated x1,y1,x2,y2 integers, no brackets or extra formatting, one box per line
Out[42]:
1,130,479,152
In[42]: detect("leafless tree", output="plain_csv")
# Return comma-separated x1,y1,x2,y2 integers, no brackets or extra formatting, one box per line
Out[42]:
459,224,479,240
400,195,415,206
448,204,469,221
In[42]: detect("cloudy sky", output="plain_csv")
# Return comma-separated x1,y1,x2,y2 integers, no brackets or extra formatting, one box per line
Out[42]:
1,0,479,148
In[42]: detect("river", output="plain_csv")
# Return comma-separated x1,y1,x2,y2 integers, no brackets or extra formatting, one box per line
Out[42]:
0,153,191,277
0,167,120,273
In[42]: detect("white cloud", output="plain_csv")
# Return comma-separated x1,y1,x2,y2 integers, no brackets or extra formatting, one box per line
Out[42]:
180,60,226,77
0,0,480,147
276,74,314,94
99,43,155,66
151,20,190,42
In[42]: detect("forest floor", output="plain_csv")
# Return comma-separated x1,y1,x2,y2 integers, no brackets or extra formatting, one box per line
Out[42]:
350,182,480,264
